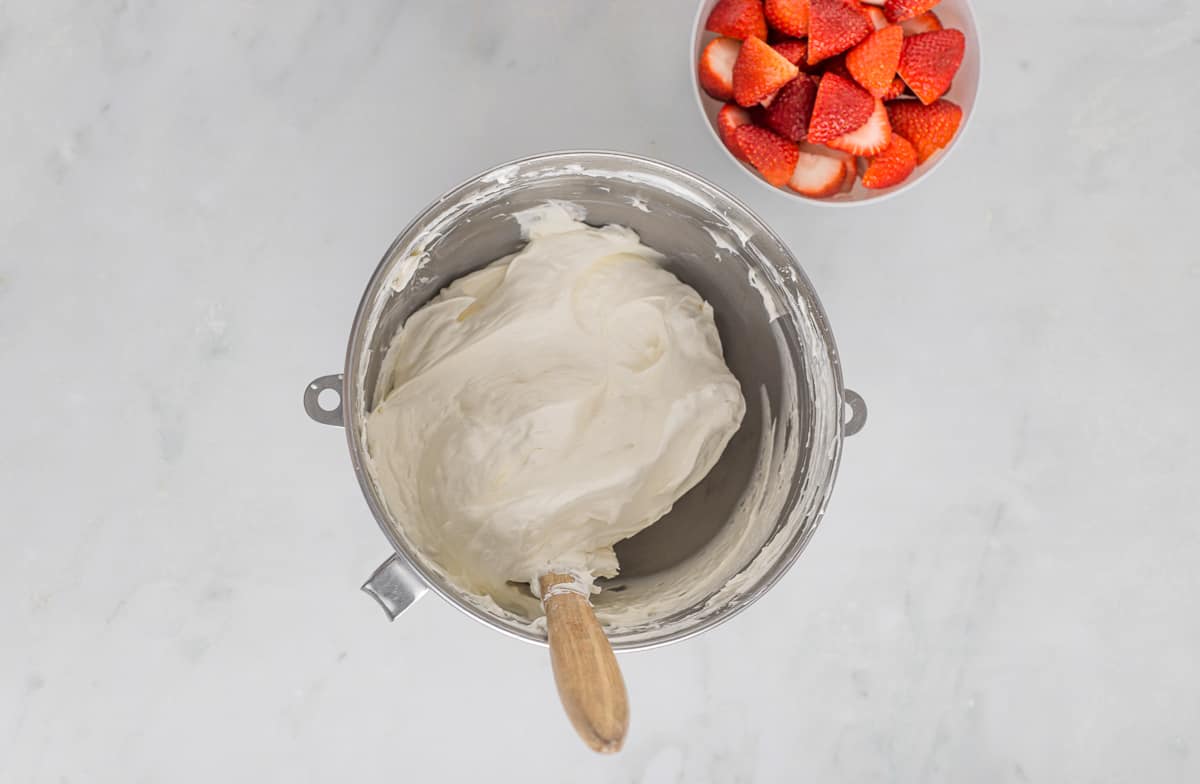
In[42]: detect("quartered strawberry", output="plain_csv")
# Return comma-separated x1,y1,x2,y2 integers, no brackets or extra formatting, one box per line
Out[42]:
898,28,965,104
882,75,907,99
807,0,873,64
861,3,888,29
706,0,769,40
735,125,800,186
717,103,756,160
765,0,809,38
845,24,903,97
699,37,742,101
825,96,892,154
762,75,819,141
885,98,962,162
771,38,809,65
806,72,874,143
861,133,917,187
787,148,848,197
883,0,939,24
733,35,801,106
901,10,942,35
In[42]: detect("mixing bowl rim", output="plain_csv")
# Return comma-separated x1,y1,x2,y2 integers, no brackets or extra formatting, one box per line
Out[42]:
340,149,850,651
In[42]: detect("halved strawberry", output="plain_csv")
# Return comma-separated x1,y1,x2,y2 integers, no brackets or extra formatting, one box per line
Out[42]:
860,0,884,4
765,0,809,38
883,0,939,24
900,10,942,35
735,125,800,186
763,75,819,141
898,29,965,104
717,103,756,160
787,148,848,197
806,72,874,143
807,0,873,64
861,133,916,187
771,38,809,65
861,3,888,29
824,96,891,154
733,36,801,106
845,24,903,97
885,98,962,162
706,0,769,40
699,37,742,101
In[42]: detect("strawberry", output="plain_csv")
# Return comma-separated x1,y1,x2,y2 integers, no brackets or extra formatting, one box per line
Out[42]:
733,35,801,106
706,0,769,40
819,54,854,81
787,148,848,197
860,0,884,4
861,133,917,187
699,37,742,101
861,3,888,29
900,11,942,35
771,38,809,65
716,103,756,160
807,0,873,64
735,125,800,186
883,0,939,24
806,72,874,143
845,24,903,97
881,74,907,99
898,29,965,104
825,96,892,154
840,154,860,191
762,75,819,141
765,0,809,38
885,98,962,162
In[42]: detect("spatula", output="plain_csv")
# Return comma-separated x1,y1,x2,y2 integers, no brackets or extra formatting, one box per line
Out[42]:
537,572,629,753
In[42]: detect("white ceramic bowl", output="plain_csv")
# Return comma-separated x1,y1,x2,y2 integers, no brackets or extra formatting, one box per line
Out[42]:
690,0,982,206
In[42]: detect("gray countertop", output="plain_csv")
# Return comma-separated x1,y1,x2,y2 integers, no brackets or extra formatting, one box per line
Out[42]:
3,1,1197,781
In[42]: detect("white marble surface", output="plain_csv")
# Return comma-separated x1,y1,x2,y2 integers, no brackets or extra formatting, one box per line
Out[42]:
3,1,1198,781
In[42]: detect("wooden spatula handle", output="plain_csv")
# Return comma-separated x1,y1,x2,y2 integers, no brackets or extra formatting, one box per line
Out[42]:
539,573,629,753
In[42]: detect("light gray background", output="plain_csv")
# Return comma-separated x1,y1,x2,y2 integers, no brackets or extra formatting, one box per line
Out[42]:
3,1,1197,782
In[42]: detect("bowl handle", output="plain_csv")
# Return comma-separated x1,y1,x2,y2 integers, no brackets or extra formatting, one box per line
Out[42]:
362,554,429,621
303,374,344,426
844,388,868,437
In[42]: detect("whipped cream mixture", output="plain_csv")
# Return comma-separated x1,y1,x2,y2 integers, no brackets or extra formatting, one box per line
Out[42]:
365,205,745,608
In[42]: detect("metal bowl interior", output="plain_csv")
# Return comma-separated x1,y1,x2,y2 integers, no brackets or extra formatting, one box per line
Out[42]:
344,151,847,650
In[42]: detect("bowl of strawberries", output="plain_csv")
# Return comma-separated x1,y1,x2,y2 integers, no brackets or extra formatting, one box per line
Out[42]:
692,0,980,203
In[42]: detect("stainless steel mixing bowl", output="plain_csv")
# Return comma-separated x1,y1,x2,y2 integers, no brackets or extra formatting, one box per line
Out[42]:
304,151,866,651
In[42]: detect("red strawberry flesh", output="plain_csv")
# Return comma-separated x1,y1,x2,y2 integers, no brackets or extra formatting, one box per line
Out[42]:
898,28,965,104
806,72,874,143
765,0,810,38
807,0,873,64
885,98,962,162
845,24,903,97
883,0,939,24
733,35,801,106
861,132,917,187
706,0,769,40
763,75,820,141
825,96,892,155
735,125,801,186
